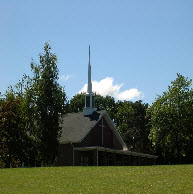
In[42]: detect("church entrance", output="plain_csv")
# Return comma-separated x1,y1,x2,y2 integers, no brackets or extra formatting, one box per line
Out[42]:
98,151,113,166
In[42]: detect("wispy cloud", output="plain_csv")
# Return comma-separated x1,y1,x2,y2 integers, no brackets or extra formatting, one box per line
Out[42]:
59,74,71,81
79,77,143,101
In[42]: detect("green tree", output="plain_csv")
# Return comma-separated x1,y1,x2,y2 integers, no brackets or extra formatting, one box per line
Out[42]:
0,93,27,167
148,74,193,164
95,95,116,120
30,43,67,166
115,100,152,153
68,93,85,113
0,43,67,167
17,76,41,166
115,101,134,146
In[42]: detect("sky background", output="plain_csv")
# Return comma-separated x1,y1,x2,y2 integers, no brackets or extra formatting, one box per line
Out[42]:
0,0,193,104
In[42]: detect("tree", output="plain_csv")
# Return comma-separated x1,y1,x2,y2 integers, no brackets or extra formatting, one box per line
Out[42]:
115,100,152,153
17,75,41,166
95,95,116,120
30,43,67,166
0,93,27,167
0,43,67,167
148,74,193,164
68,93,85,113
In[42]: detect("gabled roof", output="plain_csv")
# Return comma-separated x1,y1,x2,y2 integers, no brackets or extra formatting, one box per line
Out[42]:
59,110,105,144
59,110,127,150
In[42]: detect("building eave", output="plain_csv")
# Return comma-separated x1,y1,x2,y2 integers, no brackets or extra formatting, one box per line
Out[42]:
74,146,158,159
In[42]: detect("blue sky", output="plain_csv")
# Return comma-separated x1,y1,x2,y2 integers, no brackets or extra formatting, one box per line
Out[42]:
0,0,193,104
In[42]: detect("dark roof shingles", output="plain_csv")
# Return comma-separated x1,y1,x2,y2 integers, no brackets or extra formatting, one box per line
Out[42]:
59,110,105,143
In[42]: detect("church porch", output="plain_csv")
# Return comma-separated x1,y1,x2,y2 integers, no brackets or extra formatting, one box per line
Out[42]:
73,146,157,166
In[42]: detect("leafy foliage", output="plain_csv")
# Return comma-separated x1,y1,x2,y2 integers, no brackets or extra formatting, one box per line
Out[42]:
30,43,67,166
148,74,193,164
115,100,152,153
0,94,27,167
95,95,116,119
0,43,67,167
68,93,85,113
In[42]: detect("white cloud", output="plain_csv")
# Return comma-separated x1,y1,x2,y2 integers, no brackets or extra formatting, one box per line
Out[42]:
59,74,71,81
79,77,143,101
117,88,142,100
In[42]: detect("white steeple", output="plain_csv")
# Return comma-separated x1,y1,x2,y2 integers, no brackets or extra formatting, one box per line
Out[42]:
83,45,96,116
87,45,92,95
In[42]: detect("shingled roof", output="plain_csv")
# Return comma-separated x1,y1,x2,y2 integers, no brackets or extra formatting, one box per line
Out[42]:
59,110,106,144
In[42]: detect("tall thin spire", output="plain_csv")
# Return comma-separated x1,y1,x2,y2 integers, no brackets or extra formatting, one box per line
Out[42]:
87,45,92,94
89,45,90,65
83,45,96,116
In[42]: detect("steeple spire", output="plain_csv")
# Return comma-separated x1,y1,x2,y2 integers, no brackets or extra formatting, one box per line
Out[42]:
83,45,96,116
89,45,90,65
87,45,92,94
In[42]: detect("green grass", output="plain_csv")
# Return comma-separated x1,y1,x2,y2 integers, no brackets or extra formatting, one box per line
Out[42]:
0,165,193,193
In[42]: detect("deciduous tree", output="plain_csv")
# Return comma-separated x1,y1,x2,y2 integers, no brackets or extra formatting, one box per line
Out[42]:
30,43,67,166
0,94,27,167
115,100,152,153
148,74,193,164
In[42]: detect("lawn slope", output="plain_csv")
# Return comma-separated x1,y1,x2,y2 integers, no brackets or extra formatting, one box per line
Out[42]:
0,165,193,193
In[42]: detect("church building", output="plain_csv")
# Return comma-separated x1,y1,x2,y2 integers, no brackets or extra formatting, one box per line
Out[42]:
57,46,157,166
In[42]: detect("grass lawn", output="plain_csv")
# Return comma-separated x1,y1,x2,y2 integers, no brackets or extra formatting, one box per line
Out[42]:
0,165,193,193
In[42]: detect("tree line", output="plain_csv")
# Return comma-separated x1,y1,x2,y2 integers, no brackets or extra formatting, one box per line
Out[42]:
0,43,193,167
